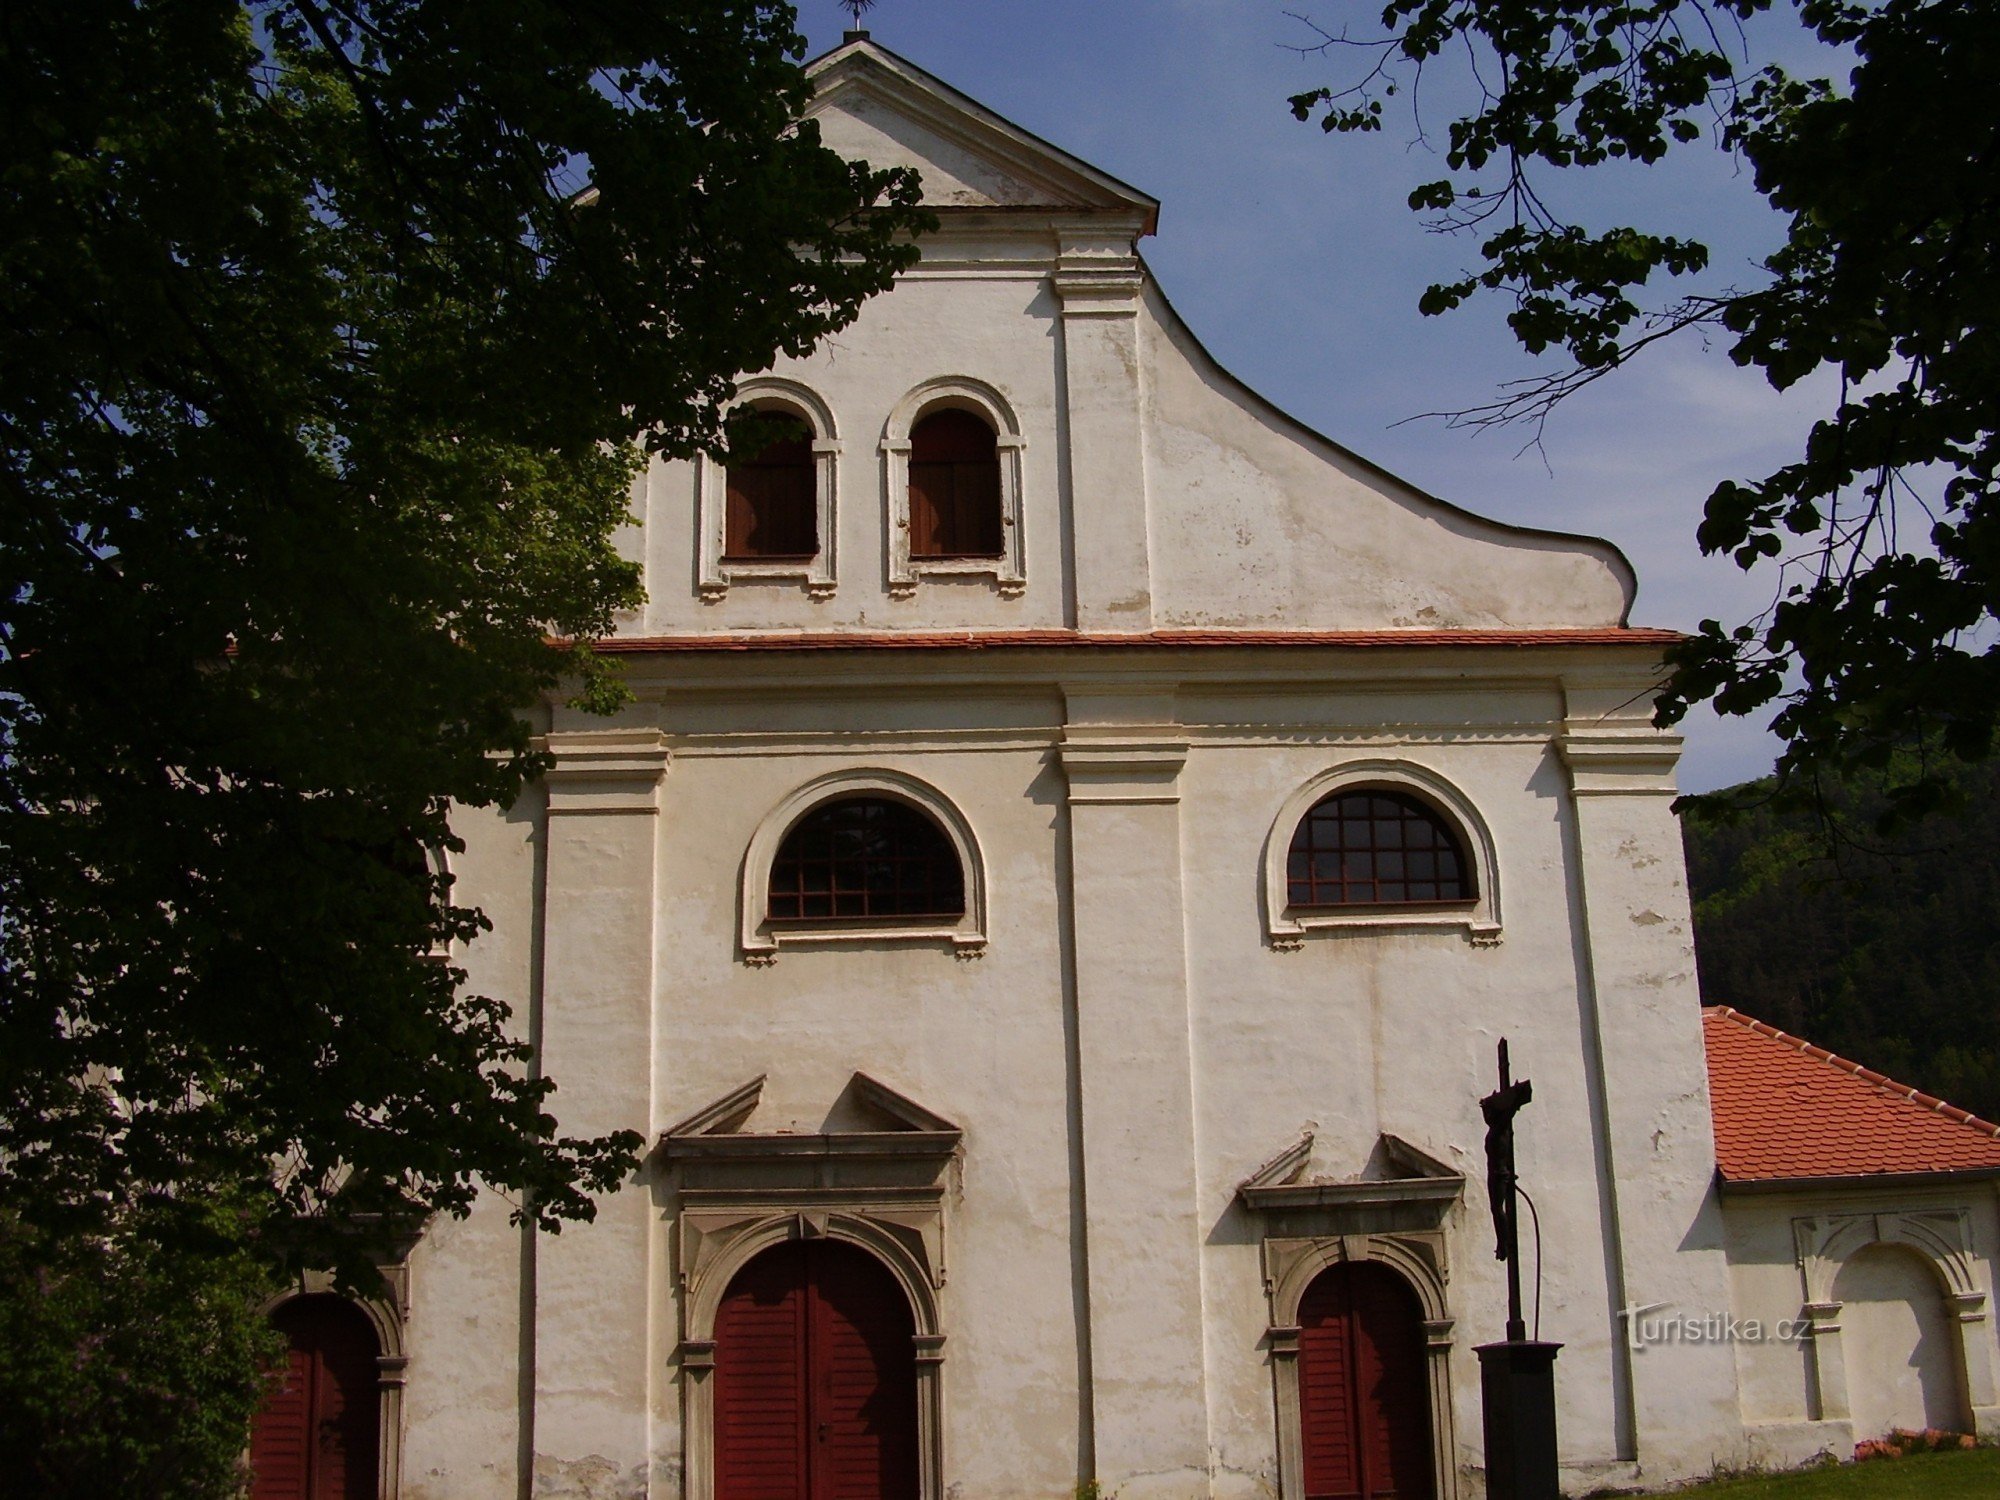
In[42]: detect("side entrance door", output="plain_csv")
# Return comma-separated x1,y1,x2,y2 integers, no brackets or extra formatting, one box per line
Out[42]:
1297,1262,1433,1500
714,1238,920,1500
249,1294,382,1500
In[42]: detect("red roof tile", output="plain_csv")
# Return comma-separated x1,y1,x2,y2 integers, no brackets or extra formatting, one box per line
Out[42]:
1702,1006,2000,1184
591,627,1681,654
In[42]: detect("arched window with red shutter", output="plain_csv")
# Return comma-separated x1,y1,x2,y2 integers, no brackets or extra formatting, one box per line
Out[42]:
883,379,1026,597
725,409,819,560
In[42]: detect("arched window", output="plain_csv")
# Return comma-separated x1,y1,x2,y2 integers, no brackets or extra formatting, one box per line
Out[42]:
1287,789,1473,907
908,410,1002,559
768,797,966,922
699,380,839,599
724,409,818,560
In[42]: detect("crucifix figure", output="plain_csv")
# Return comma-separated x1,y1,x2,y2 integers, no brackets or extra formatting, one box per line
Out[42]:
1480,1038,1534,1343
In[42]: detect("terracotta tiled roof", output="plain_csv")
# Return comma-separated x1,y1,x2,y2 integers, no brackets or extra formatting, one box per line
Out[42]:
591,627,1681,654
1702,1006,2000,1184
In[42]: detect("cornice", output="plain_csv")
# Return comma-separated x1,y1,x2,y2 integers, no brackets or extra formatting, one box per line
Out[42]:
535,727,671,814
1557,721,1684,797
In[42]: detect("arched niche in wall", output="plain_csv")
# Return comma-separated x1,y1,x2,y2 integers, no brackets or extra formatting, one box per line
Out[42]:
1262,760,1502,949
881,377,1026,599
1791,1208,1998,1439
738,767,988,963
697,376,842,600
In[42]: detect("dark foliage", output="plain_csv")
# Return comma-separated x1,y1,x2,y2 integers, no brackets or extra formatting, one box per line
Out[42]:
1,3,928,1489
0,1206,283,1500
1683,760,2000,1123
1292,0,2000,816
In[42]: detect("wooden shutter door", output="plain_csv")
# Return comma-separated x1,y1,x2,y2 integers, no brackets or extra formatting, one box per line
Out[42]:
251,1295,381,1500
1299,1272,1364,1500
809,1243,919,1500
249,1342,316,1500
1298,1264,1433,1500
1350,1266,1432,1499
715,1239,920,1500
716,1242,812,1500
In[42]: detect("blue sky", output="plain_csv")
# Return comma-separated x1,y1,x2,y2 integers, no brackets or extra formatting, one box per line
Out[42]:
793,3,1840,792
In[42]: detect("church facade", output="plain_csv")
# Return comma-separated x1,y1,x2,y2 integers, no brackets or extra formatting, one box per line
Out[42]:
258,38,2000,1500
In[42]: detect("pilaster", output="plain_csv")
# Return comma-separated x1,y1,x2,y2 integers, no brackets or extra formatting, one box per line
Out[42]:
1557,678,1743,1466
531,726,670,1499
1059,686,1209,1497
1054,226,1153,630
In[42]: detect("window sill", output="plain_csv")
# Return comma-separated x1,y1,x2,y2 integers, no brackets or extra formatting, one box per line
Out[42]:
745,917,987,964
1270,902,1499,949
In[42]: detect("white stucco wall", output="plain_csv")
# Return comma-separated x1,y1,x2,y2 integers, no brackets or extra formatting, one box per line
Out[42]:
398,641,1746,1500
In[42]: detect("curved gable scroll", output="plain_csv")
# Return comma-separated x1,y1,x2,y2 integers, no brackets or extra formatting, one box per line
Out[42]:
1263,761,1502,949
882,377,1027,598
698,376,842,600
740,768,988,963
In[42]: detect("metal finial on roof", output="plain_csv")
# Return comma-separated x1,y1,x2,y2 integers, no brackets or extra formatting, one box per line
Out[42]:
840,0,875,38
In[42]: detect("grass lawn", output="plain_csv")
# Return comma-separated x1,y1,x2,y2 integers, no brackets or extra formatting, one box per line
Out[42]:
1656,1448,2000,1498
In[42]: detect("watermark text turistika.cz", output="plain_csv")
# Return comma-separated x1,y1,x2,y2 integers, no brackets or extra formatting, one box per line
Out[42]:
1620,1303,1809,1351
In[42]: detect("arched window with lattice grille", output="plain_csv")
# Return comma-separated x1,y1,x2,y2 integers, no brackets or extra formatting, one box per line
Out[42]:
1286,789,1475,908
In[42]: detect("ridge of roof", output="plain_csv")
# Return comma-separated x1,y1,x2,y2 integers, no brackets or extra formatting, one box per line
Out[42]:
1702,1005,2000,1186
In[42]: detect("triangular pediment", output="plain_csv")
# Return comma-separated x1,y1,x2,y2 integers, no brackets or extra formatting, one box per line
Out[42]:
1238,1131,1465,1214
806,40,1158,231
657,1070,961,1160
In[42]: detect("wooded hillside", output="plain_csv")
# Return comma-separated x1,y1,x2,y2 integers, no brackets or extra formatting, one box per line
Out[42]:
1683,763,2000,1126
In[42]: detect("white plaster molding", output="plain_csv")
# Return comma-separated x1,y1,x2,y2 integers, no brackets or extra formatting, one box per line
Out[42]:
804,47,1159,233
1259,1233,1458,1500
1261,760,1502,946
1056,729,1188,805
880,376,1026,598
1237,1131,1466,1216
537,727,671,816
1052,226,1143,316
697,377,840,600
1557,721,1683,797
661,1074,766,1139
737,767,987,959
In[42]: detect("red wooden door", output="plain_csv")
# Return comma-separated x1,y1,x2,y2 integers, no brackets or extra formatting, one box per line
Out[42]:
715,1240,919,1500
1298,1263,1433,1500
250,1295,382,1500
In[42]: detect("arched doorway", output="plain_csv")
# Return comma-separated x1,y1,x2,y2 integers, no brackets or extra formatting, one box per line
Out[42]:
249,1293,382,1500
714,1238,920,1500
1297,1261,1433,1500
1833,1242,1973,1440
